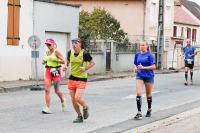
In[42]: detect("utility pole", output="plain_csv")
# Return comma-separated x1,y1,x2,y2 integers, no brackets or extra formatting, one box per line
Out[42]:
157,0,164,69
142,0,146,41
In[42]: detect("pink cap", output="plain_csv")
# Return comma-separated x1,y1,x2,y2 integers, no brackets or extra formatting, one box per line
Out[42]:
45,38,55,45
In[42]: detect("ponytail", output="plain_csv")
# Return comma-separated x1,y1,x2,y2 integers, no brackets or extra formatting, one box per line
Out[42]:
145,41,150,51
147,45,150,51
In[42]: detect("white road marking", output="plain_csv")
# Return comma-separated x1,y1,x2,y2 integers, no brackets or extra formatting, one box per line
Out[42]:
122,91,161,100
157,97,200,111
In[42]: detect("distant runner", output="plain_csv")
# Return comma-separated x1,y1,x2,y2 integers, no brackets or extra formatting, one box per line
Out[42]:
182,39,197,85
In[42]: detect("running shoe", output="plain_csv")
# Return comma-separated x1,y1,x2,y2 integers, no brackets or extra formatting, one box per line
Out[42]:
73,116,83,123
61,102,66,112
42,106,52,114
83,107,89,119
184,82,188,86
134,112,142,120
146,109,152,117
190,80,193,85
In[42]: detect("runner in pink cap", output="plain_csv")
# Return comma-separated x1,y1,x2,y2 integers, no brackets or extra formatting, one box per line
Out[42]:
45,38,55,45
42,38,66,114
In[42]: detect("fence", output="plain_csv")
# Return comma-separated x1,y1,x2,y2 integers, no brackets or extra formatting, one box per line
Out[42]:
87,35,159,53
85,37,200,74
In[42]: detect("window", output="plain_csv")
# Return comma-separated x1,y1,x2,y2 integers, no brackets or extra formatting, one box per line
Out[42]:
7,0,21,45
187,28,191,39
165,6,172,28
181,27,184,37
192,29,197,41
173,26,177,37
150,2,157,27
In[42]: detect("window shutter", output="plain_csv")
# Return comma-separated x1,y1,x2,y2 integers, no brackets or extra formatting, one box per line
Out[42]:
7,0,14,45
7,0,20,45
187,28,191,39
192,29,197,42
173,26,177,37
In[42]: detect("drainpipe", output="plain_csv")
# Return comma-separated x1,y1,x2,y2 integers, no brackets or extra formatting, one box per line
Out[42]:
142,0,146,41
32,0,35,35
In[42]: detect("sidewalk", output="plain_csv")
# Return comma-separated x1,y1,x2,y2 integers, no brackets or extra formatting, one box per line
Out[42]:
1,66,198,93
124,106,200,133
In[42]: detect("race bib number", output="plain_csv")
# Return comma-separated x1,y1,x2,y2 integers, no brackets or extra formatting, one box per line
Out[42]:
50,68,60,77
186,59,192,64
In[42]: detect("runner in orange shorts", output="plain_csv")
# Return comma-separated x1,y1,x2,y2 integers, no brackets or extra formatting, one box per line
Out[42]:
65,38,95,123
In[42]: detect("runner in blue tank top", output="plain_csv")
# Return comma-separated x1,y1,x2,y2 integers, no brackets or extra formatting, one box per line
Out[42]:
133,41,156,120
182,39,197,85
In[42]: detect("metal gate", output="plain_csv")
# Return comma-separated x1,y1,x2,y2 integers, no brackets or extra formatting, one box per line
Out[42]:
105,42,111,71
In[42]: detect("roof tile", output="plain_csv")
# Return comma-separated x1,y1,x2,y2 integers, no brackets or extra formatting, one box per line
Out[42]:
174,5,200,26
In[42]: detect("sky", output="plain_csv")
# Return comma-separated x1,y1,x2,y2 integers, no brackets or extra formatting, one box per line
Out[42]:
189,0,200,6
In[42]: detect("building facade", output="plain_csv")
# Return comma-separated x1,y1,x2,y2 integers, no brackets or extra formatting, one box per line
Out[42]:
170,2,200,69
55,0,174,70
0,0,79,81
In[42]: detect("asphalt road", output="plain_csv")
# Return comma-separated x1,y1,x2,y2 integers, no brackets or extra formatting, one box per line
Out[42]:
0,70,200,133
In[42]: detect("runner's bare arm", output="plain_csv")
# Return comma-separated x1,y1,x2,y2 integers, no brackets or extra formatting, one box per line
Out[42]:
192,50,199,56
134,65,139,72
66,60,70,67
42,60,47,65
55,51,65,64
85,60,95,71
137,64,156,70
180,47,185,58
63,60,70,71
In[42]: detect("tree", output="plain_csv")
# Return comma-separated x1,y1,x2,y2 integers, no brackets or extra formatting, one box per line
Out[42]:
79,11,91,50
79,8,127,49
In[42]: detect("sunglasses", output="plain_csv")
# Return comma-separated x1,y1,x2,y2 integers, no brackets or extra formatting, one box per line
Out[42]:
46,43,51,47
46,43,52,46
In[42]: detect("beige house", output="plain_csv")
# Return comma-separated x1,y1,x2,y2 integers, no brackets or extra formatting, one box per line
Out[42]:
55,0,174,69
55,0,174,43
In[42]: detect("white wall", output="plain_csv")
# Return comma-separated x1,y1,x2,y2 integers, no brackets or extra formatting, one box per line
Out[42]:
87,52,135,74
112,53,135,73
197,28,200,44
145,0,174,42
0,0,33,81
0,0,79,81
88,53,105,74
33,1,79,79
0,1,7,50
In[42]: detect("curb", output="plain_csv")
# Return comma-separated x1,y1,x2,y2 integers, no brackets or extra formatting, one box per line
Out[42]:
156,70,179,74
88,70,180,82
0,85,33,93
0,69,195,93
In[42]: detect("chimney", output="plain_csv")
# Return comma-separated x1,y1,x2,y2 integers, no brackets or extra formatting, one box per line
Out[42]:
179,0,183,5
174,0,184,6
